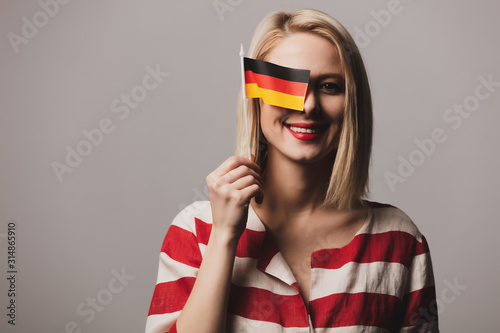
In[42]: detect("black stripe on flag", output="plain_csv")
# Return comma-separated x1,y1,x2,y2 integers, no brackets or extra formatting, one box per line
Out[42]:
244,57,310,84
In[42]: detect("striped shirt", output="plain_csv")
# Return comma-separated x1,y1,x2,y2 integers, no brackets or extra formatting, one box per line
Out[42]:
146,200,439,332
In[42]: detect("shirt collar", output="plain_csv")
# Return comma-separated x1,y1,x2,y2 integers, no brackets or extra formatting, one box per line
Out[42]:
247,204,298,287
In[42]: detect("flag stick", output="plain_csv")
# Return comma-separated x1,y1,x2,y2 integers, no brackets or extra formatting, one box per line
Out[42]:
239,44,252,160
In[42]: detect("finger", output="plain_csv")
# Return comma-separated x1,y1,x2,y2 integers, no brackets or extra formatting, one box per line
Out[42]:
221,165,264,188
238,183,264,203
230,175,264,193
215,155,261,177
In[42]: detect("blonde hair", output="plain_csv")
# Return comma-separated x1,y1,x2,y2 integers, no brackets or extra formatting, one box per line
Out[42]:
235,9,373,210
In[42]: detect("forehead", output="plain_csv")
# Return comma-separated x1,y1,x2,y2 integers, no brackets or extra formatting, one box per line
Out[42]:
265,32,342,76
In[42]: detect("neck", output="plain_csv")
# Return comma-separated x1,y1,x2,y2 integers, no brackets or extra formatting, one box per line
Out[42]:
253,146,336,222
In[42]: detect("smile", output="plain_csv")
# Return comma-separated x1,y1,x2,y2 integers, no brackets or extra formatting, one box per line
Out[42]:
283,122,329,141
287,126,323,134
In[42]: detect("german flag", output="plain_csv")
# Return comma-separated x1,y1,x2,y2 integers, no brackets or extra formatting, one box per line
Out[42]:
244,57,310,111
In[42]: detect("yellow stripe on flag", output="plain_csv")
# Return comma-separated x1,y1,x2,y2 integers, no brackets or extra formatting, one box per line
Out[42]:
245,83,305,111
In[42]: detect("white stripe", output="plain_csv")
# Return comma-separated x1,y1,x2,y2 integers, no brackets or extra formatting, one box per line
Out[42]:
232,257,298,296
407,252,435,293
310,261,409,301
145,311,180,333
365,207,423,242
199,243,206,257
173,200,266,234
399,320,439,333
226,315,390,333
226,314,308,332
156,252,198,284
172,201,213,234
162,249,298,296
266,252,297,286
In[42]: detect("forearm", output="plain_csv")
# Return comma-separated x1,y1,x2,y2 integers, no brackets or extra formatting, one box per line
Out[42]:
175,229,239,333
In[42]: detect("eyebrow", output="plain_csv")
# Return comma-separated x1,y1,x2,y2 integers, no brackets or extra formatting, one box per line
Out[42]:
311,73,345,81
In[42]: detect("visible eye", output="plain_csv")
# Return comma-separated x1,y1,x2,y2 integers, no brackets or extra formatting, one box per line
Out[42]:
319,82,344,95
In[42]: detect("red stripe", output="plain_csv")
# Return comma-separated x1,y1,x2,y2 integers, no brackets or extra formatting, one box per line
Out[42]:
237,227,267,259
168,322,177,333
194,217,281,273
195,217,266,259
194,217,211,245
311,231,428,269
227,284,308,327
256,232,280,271
310,292,401,328
148,277,196,315
401,286,438,327
245,70,308,96
161,225,202,268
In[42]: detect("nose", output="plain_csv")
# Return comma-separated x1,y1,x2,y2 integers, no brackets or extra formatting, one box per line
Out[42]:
302,87,319,115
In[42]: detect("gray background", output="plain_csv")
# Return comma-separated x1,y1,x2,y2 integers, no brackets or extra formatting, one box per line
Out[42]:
1,0,499,332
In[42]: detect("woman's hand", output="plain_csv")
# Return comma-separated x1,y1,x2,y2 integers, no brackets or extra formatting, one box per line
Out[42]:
206,154,264,241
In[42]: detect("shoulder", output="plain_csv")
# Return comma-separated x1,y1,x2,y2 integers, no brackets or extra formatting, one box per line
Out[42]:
363,200,434,274
364,200,425,243
169,200,213,234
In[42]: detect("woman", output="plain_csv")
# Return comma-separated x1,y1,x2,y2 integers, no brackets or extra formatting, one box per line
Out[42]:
146,9,439,333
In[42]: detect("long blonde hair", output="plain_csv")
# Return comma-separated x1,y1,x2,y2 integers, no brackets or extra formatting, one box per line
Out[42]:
235,9,373,210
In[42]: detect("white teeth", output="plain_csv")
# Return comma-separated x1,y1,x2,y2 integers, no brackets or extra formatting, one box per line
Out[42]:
288,125,322,134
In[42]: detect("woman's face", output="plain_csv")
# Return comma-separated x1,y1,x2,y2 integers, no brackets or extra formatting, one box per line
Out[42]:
260,32,345,164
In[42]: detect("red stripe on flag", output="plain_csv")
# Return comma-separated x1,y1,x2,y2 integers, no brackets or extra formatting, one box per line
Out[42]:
148,277,196,315
245,70,308,96
311,231,428,269
310,292,401,328
228,284,309,327
161,225,202,268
